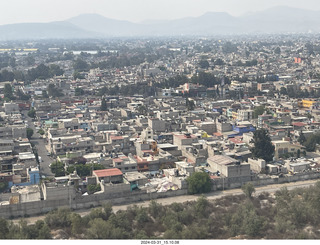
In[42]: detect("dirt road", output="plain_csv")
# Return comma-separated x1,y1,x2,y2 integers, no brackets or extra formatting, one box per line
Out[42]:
11,178,320,225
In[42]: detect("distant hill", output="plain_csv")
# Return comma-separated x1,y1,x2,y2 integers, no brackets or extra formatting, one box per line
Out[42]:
0,21,98,41
1,6,320,40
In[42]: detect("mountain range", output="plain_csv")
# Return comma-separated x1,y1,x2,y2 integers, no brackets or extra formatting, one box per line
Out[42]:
1,6,320,40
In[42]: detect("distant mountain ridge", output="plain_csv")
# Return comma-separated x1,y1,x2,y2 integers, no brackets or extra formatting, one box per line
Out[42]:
1,6,320,40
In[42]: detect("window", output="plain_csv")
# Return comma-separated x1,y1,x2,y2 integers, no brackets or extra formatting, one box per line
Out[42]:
125,167,128,170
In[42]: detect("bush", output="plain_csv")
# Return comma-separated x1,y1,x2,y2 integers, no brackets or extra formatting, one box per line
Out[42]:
186,171,212,194
87,184,101,194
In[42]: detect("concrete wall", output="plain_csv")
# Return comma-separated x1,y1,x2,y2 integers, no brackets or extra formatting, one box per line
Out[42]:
0,188,188,219
248,158,266,172
1,170,320,219
212,172,320,191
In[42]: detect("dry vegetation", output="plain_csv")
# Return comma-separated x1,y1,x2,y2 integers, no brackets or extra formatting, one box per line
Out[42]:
2,182,320,239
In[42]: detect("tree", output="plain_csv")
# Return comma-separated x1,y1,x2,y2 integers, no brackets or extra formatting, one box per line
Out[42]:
0,218,9,239
45,208,72,229
229,201,265,237
191,71,217,87
250,129,275,162
73,71,85,80
253,105,266,119
27,108,36,118
26,128,33,140
137,105,148,116
198,60,210,69
194,195,209,217
303,133,320,152
100,98,108,111
214,58,224,66
186,98,195,111
241,182,255,199
88,184,101,194
148,200,163,219
73,58,89,72
274,47,281,55
50,161,65,177
0,182,8,193
38,128,45,135
69,213,84,236
42,90,49,98
75,87,85,96
280,87,288,95
297,131,306,145
186,172,211,194
47,84,64,97
49,64,64,77
103,202,113,221
4,83,14,101
16,89,30,101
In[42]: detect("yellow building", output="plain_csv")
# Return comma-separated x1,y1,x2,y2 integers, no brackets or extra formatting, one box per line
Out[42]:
272,140,303,160
299,100,316,109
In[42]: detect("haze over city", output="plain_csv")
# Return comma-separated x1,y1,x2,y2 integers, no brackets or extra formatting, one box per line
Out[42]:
1,0,320,25
2,0,320,241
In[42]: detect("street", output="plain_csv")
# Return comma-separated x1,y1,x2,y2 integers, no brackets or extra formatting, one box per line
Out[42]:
12,178,320,225
22,110,54,177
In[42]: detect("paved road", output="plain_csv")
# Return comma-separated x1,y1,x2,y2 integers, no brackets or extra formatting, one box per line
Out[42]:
22,110,54,177
13,178,320,225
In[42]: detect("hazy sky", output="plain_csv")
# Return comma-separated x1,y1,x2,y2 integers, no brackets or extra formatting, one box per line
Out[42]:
1,0,320,25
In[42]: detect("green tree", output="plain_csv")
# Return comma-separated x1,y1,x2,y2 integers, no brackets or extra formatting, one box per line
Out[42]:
86,218,112,239
280,87,287,95
198,59,210,69
4,83,15,101
100,98,108,111
250,128,275,162
27,108,36,118
191,71,217,87
73,71,85,80
26,128,33,139
47,84,64,97
186,171,211,194
253,105,266,118
49,64,64,77
148,200,163,219
194,195,209,217
137,105,148,116
303,133,320,152
274,47,281,55
0,182,8,192
73,58,89,72
241,182,255,199
38,128,45,135
75,87,85,96
16,89,30,101
229,201,265,237
37,222,51,239
45,208,72,229
103,202,113,221
69,213,84,236
214,58,225,65
42,90,49,98
186,98,195,111
0,218,9,239
50,161,65,177
88,184,101,194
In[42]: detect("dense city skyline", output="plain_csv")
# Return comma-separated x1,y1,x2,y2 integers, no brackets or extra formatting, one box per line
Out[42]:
1,0,320,25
